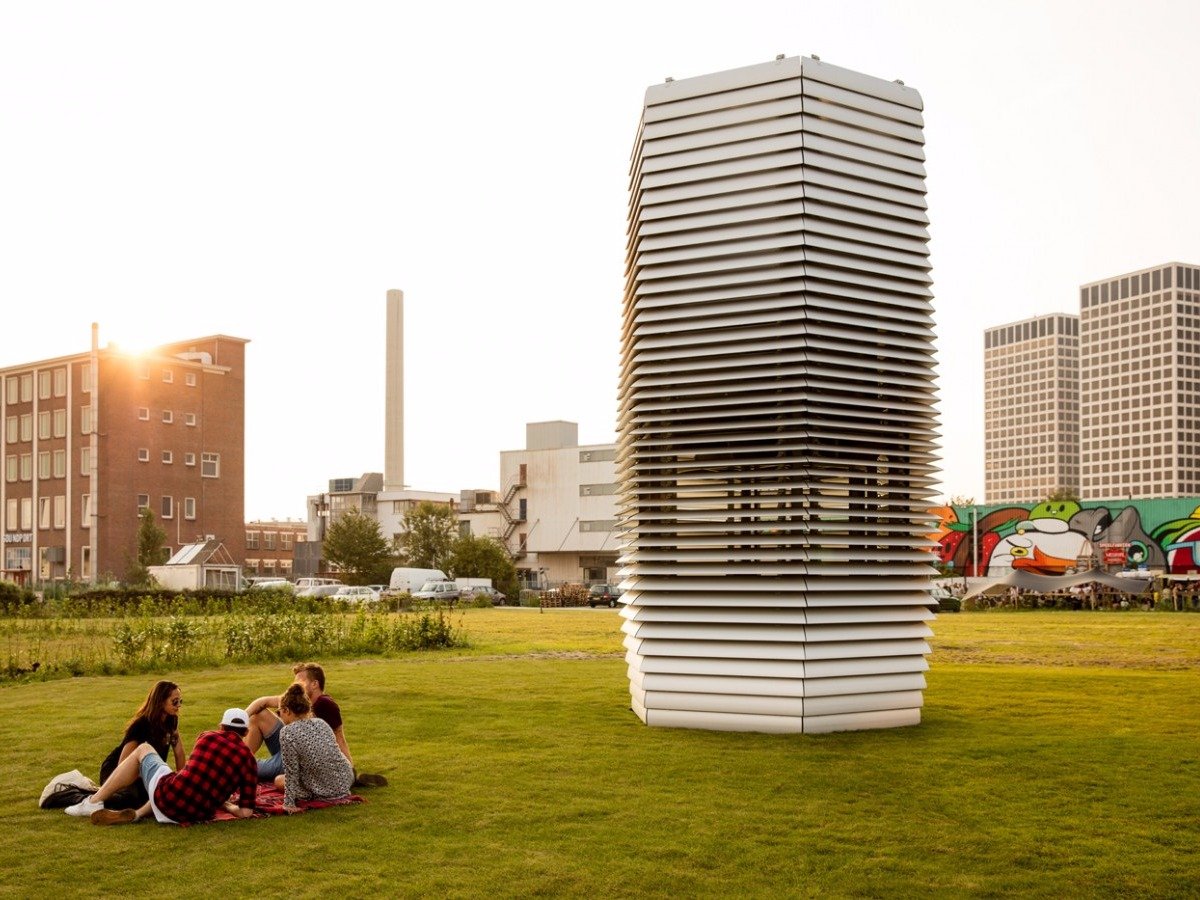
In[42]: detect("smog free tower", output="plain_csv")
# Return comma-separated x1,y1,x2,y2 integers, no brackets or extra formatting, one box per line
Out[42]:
618,56,938,733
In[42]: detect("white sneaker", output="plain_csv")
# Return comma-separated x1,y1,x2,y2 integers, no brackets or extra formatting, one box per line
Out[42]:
64,796,104,817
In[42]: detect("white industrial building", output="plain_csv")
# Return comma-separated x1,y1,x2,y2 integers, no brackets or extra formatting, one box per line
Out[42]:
460,421,620,587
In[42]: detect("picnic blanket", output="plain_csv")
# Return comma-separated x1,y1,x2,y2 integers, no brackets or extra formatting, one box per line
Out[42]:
184,782,364,826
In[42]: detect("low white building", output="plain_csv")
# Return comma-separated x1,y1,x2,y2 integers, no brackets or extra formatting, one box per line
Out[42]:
462,421,619,587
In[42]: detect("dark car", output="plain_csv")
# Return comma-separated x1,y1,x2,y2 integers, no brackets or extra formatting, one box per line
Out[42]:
587,584,622,608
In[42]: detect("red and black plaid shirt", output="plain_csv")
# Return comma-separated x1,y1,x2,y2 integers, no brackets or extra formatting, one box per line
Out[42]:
154,728,257,823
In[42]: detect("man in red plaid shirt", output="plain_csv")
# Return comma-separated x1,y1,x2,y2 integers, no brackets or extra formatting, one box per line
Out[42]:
67,708,258,826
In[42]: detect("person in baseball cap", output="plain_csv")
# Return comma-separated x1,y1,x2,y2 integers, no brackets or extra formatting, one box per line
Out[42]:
67,707,259,826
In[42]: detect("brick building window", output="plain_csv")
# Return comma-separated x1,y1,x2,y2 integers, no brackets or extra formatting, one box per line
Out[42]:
137,494,149,511
185,413,196,426
162,369,173,383
162,410,174,424
246,531,259,550
201,453,220,478
138,448,150,462
185,372,197,387
161,451,173,464
184,497,196,520
184,453,195,466
138,407,149,421
161,496,173,519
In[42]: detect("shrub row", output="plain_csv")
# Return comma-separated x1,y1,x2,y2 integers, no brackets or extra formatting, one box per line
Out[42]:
4,607,466,683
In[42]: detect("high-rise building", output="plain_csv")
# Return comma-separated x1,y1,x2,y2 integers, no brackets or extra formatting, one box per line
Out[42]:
983,314,1080,503
1,329,247,583
1080,262,1200,499
619,57,938,734
984,263,1200,504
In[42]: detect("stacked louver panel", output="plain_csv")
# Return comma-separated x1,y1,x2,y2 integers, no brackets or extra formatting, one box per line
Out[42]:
618,56,938,733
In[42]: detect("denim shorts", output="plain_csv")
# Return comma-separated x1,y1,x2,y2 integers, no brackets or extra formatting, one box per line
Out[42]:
257,718,284,781
139,751,176,824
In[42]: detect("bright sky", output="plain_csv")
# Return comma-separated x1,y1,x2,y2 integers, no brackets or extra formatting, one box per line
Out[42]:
2,1,1197,519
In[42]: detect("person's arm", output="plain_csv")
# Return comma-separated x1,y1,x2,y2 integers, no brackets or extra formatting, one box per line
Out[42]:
245,695,281,716
170,730,186,768
281,728,300,811
332,725,352,766
222,799,255,819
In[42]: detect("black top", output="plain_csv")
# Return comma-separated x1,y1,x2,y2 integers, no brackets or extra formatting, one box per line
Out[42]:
99,714,178,781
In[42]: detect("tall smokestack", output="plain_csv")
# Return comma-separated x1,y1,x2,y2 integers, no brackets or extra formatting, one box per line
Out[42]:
384,289,404,490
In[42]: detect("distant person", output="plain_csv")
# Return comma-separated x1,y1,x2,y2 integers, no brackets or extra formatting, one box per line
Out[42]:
98,680,187,810
244,662,386,787
273,684,354,812
66,708,258,826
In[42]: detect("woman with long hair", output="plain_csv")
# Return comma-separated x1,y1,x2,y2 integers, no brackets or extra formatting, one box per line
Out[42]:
98,680,187,809
274,683,353,812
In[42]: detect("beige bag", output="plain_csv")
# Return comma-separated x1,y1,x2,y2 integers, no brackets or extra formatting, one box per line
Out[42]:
39,769,99,808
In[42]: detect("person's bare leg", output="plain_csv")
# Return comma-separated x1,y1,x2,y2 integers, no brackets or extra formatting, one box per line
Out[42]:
92,743,157,803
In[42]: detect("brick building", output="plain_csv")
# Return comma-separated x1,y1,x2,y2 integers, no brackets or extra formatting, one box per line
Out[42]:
244,519,307,580
1,328,246,584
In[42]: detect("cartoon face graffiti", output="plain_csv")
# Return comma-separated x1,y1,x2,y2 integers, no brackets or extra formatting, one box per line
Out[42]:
987,516,1087,574
1069,507,1166,569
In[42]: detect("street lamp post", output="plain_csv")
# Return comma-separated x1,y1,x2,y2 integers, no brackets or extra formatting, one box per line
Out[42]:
972,506,979,579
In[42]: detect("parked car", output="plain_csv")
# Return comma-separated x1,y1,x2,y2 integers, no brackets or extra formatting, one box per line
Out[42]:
587,584,622,608
412,580,461,602
332,585,381,603
246,578,294,592
297,584,344,599
460,585,507,604
295,577,342,591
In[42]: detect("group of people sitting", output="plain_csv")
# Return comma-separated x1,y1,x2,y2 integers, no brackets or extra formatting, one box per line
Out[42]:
65,662,382,826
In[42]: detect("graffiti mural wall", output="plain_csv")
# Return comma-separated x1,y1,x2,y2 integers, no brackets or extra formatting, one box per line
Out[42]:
929,498,1200,576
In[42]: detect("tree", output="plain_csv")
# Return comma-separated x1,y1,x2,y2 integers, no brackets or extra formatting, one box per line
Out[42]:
125,508,167,586
447,533,520,599
1045,487,1081,502
401,501,457,570
946,494,975,507
322,509,394,585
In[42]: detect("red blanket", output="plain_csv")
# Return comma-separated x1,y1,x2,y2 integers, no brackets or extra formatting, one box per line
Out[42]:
182,782,364,825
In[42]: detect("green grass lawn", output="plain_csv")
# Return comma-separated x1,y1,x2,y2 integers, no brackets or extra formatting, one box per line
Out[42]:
2,610,1198,897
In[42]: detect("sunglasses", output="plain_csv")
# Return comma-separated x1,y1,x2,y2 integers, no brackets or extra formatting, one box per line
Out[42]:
170,698,184,707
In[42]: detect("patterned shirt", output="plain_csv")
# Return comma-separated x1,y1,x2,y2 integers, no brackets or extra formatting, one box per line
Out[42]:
154,728,258,823
280,717,353,809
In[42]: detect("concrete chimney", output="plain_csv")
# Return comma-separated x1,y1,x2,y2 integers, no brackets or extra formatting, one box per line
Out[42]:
384,289,404,490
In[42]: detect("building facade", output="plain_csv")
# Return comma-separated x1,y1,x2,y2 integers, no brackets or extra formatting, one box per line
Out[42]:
983,314,1080,503
464,421,619,586
620,57,938,734
244,519,307,580
1080,262,1200,500
1,330,246,584
983,262,1200,505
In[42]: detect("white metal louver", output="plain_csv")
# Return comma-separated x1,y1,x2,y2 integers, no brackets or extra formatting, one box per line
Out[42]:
618,56,938,734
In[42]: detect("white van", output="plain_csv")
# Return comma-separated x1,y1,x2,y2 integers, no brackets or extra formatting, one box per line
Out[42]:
388,567,448,594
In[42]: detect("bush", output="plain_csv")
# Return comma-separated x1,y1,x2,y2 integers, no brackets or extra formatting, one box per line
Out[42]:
0,582,38,616
937,597,962,613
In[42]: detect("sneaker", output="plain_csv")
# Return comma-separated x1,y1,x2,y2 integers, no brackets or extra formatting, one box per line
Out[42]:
91,808,137,826
64,796,104,817
353,772,388,788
